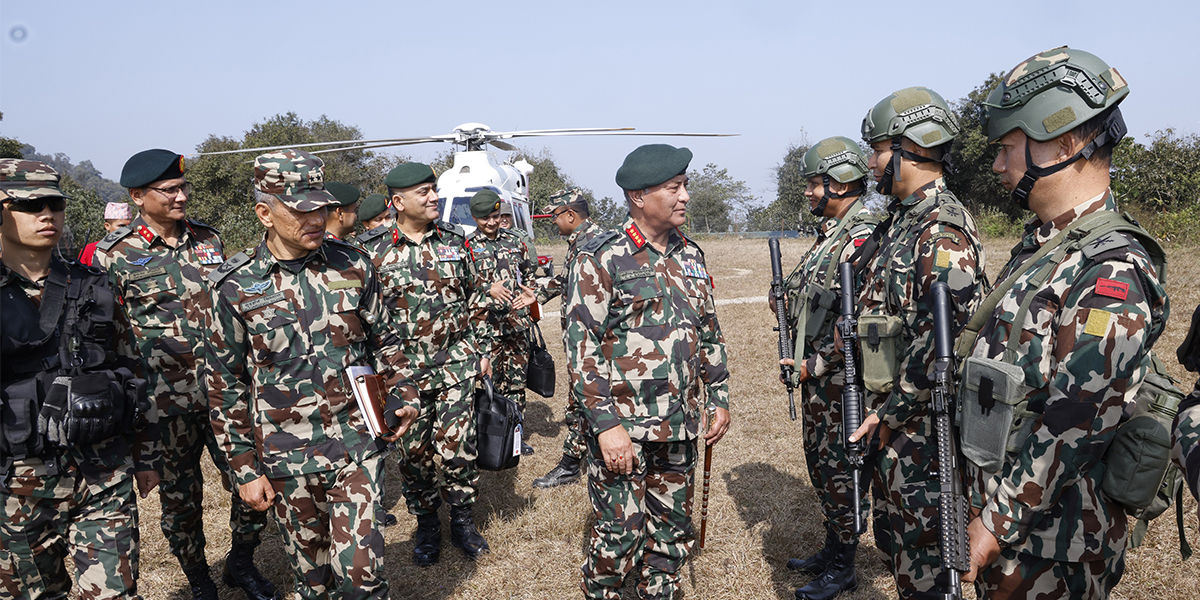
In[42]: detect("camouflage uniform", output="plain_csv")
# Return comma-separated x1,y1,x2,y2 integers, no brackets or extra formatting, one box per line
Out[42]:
783,197,877,545
1173,380,1200,505
92,216,267,570
536,218,605,461
566,219,730,599
1,256,162,600
359,222,492,515
468,227,534,412
206,233,416,599
325,231,364,252
856,178,986,597
962,192,1168,599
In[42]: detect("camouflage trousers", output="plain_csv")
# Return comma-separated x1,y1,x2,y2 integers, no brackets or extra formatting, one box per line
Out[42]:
561,391,589,460
158,411,265,568
268,452,387,600
800,378,869,544
871,408,948,599
398,381,479,514
973,548,1124,600
581,435,696,600
491,328,529,413
0,456,139,600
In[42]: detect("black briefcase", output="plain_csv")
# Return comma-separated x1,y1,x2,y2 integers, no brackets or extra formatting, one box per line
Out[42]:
474,377,522,471
526,323,556,398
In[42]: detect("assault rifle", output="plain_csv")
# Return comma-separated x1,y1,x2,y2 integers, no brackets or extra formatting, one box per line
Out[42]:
931,281,969,600
768,238,797,421
837,261,867,534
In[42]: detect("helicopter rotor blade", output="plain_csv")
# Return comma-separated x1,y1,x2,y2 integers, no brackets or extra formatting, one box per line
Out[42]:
305,140,438,156
487,139,519,152
487,127,635,138
195,136,449,157
503,131,739,139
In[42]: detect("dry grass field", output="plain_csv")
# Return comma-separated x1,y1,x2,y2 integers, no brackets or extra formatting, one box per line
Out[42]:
131,235,1200,600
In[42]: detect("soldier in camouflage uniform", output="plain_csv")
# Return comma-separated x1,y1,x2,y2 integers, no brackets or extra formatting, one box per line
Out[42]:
566,144,731,600
467,189,536,455
206,150,419,600
846,88,988,599
1,159,163,600
774,137,878,600
91,149,275,600
1174,303,1200,527
357,162,494,566
528,187,605,488
324,182,361,247
960,48,1168,600
498,201,539,264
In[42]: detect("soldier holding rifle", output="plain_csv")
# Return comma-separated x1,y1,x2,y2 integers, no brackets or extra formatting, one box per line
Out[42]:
772,137,877,600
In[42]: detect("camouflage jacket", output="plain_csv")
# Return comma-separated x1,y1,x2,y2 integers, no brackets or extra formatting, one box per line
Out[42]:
467,228,534,337
1173,380,1200,502
565,218,730,442
964,191,1168,562
0,259,162,477
360,222,493,391
536,219,605,308
325,230,365,252
785,198,878,385
92,216,225,417
858,178,986,426
205,238,416,486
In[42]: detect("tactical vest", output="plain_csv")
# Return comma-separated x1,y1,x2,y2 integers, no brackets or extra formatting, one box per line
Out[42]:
0,259,147,482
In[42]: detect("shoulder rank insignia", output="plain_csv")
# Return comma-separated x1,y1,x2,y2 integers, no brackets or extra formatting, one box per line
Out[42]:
580,230,620,255
208,250,252,286
625,223,647,249
95,225,134,252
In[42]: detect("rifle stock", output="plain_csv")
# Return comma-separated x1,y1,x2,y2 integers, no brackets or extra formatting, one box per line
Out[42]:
837,261,867,535
931,281,969,600
768,238,797,421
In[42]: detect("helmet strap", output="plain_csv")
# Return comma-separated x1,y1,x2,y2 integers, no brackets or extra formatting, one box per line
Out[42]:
1010,109,1127,210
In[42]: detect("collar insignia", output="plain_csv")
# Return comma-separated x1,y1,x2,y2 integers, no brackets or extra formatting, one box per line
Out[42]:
625,223,646,249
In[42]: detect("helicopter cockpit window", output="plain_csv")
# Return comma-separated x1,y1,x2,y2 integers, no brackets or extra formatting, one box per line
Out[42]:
440,196,474,227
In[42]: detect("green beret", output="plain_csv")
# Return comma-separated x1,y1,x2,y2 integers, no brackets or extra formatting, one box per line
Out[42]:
470,189,502,218
358,193,388,221
325,182,361,207
615,144,692,191
121,149,185,188
385,162,438,189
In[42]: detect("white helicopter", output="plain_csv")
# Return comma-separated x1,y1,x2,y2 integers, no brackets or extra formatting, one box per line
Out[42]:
199,123,735,273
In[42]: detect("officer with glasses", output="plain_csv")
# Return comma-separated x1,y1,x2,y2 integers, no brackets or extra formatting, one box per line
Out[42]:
92,150,275,600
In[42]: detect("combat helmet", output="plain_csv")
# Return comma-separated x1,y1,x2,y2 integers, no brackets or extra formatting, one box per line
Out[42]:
861,86,960,195
800,136,869,217
982,46,1129,208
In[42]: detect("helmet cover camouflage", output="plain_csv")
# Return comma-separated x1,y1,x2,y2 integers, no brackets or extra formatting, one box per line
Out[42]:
861,86,960,148
545,186,584,213
253,149,337,212
982,46,1129,143
0,159,69,202
801,137,870,183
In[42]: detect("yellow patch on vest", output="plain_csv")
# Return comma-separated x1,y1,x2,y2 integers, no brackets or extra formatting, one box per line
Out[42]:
935,250,951,269
1084,308,1112,337
327,279,362,290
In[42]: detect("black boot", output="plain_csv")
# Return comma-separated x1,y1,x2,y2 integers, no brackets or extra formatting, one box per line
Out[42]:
222,540,281,600
795,541,857,600
183,563,218,600
533,454,582,488
786,524,839,576
413,512,442,567
449,504,489,559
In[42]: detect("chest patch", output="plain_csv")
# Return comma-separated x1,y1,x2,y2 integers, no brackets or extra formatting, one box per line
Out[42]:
244,281,271,295
242,291,287,312
1084,308,1113,337
681,259,709,279
1096,278,1128,301
617,266,655,282
128,266,167,282
130,256,153,267
195,243,223,265
437,246,461,262
379,263,405,274
327,279,362,290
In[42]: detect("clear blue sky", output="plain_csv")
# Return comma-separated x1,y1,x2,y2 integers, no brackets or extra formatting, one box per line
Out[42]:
2,0,1197,205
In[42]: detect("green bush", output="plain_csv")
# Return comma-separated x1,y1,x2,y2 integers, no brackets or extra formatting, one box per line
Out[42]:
974,205,1025,239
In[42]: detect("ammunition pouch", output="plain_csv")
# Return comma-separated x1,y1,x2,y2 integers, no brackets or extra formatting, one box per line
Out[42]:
856,314,903,393
802,284,839,345
958,356,1033,473
43,369,145,448
1101,353,1182,517
1,376,46,467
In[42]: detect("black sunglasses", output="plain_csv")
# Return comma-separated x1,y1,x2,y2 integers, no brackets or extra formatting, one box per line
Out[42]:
5,196,66,213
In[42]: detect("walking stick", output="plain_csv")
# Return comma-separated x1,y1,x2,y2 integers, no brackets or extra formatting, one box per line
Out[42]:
698,442,713,549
